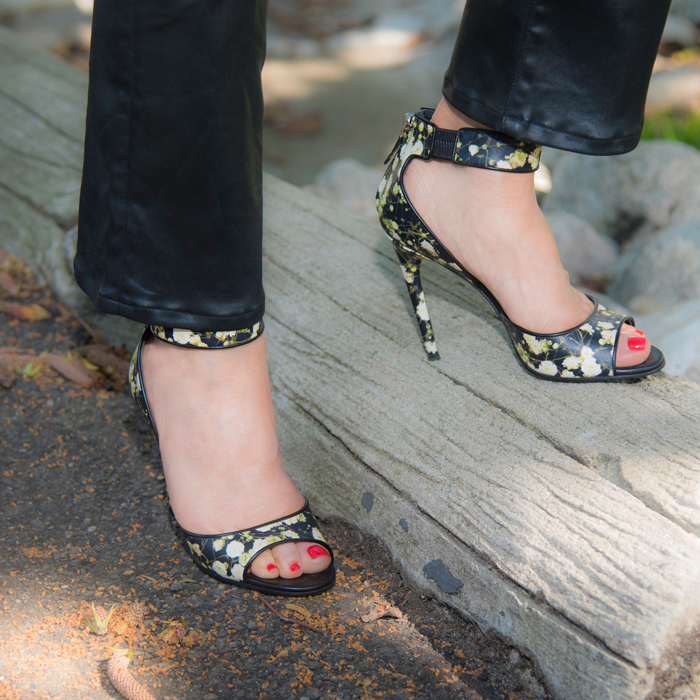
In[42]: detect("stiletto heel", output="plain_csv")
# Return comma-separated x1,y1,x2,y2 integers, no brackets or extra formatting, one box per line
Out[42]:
128,324,336,596
377,109,666,382
394,244,440,361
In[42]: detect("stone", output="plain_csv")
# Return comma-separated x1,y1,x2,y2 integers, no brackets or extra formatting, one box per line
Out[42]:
544,140,700,242
313,158,383,223
544,210,618,285
646,67,700,115
671,0,700,23
635,298,700,383
662,13,699,47
608,229,700,313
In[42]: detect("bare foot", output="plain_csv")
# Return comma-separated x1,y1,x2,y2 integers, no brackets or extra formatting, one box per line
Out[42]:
402,98,650,368
140,333,331,579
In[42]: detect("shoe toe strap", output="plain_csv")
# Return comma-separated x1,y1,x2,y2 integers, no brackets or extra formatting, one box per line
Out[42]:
509,301,631,380
185,503,331,583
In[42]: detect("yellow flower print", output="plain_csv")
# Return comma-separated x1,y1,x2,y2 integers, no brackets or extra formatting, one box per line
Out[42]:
212,561,229,578
212,538,226,551
506,150,527,168
580,347,602,377
562,355,582,370
580,323,594,334
226,540,245,559
537,361,558,376
599,330,616,346
523,334,551,356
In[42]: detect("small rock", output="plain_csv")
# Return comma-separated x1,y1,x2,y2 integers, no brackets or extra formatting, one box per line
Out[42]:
519,669,546,699
169,582,183,593
635,297,700,383
544,141,700,242
30,519,44,530
509,649,521,666
661,13,699,47
477,669,489,681
215,638,226,651
203,693,217,699
671,0,700,23
609,230,700,312
247,620,257,630
545,210,618,284
313,158,383,222
647,67,700,115
306,690,322,700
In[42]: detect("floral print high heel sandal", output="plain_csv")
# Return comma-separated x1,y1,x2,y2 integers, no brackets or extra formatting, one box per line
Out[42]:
129,324,336,596
376,108,666,382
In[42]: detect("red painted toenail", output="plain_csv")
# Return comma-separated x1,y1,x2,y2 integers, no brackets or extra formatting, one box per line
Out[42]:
267,563,278,571
289,563,301,572
307,545,330,559
628,337,646,351
635,329,645,335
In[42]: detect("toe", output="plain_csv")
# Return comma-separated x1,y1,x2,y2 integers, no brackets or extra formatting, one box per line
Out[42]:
616,323,651,368
249,549,281,579
267,542,304,578
298,543,332,574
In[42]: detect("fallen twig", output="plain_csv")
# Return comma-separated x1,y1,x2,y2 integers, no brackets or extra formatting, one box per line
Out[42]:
254,591,323,633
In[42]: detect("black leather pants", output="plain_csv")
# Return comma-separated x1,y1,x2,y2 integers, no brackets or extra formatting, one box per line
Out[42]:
75,0,670,331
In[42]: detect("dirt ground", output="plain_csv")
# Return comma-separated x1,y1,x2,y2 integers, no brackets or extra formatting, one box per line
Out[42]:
0,258,552,700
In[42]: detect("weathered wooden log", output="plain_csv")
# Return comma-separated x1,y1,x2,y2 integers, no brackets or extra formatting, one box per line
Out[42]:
1,25,700,700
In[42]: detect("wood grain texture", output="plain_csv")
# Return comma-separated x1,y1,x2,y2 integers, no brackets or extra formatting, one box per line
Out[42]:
262,175,700,700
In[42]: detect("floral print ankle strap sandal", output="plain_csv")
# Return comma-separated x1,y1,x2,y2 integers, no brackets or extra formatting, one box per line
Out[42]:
376,108,666,382
129,324,336,596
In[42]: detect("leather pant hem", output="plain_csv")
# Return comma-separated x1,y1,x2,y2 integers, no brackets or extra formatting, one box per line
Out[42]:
74,269,265,333
442,78,642,156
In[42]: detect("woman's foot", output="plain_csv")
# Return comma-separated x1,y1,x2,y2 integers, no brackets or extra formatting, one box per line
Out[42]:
140,333,331,579
402,98,650,368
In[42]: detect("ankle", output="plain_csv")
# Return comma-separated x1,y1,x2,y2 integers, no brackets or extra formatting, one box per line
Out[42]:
431,98,492,132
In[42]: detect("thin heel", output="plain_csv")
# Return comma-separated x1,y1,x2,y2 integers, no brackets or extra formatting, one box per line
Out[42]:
394,246,440,361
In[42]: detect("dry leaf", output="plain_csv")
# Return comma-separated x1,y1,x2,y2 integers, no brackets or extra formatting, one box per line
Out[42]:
285,603,313,619
42,353,101,388
0,349,39,387
0,247,8,264
360,605,403,623
158,618,187,645
0,272,18,293
75,344,130,387
0,301,50,321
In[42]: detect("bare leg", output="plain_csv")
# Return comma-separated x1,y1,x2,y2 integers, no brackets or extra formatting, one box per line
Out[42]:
140,334,331,579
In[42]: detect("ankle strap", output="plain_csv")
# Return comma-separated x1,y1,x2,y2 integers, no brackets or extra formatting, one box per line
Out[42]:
150,321,264,348
400,109,542,173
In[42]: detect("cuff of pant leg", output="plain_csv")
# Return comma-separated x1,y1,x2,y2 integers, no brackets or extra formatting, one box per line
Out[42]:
74,269,265,333
441,80,643,156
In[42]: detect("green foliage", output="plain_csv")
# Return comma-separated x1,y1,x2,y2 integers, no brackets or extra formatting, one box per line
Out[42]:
642,108,700,150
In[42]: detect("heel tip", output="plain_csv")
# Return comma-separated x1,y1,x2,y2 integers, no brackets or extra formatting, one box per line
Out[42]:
427,352,440,361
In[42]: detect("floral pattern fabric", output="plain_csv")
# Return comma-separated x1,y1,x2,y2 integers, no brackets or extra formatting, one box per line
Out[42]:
376,109,638,381
453,130,541,172
185,505,331,583
151,322,264,348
